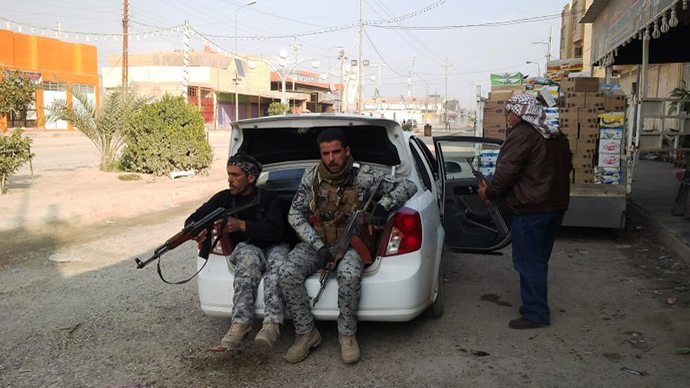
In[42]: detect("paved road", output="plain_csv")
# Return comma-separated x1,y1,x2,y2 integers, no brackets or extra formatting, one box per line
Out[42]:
16,131,232,176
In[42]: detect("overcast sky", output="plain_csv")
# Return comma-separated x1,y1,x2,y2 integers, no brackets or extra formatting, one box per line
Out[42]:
0,0,566,110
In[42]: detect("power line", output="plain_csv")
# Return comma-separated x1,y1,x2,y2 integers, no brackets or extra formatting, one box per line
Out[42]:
370,10,586,31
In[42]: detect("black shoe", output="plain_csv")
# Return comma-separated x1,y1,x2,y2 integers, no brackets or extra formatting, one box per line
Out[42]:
519,305,525,315
508,317,550,330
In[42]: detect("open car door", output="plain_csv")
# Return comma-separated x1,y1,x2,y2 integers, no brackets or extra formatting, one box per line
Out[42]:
433,136,511,253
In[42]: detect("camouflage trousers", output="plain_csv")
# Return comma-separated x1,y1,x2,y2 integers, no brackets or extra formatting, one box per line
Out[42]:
226,242,289,325
279,242,363,336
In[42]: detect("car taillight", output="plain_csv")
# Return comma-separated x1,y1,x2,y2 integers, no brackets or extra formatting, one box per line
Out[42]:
377,207,422,257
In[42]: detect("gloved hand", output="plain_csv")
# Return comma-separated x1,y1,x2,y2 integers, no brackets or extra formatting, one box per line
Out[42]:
369,204,388,227
317,246,334,269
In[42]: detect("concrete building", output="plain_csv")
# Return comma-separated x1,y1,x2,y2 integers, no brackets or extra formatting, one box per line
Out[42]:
0,30,99,131
560,0,595,70
102,48,281,128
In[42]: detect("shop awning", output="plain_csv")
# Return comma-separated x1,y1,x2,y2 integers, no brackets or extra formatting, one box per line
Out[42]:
582,0,689,65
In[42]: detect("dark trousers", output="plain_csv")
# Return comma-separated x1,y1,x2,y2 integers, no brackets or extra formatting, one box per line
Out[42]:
511,210,565,324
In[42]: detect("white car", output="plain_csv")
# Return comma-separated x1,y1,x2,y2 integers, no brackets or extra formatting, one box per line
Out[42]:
197,114,511,322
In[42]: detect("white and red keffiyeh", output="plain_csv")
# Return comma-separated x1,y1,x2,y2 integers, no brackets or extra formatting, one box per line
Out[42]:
506,93,561,139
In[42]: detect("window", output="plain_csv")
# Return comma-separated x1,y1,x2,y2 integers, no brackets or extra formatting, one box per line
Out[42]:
7,98,37,128
71,84,95,94
410,141,432,192
256,168,305,191
43,82,67,91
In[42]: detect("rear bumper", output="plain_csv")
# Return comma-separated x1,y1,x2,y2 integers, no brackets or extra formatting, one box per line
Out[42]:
197,249,436,322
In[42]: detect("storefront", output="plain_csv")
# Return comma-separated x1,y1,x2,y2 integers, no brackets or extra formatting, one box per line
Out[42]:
0,30,99,131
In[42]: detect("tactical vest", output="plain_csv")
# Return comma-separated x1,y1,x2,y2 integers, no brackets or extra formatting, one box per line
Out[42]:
307,167,359,246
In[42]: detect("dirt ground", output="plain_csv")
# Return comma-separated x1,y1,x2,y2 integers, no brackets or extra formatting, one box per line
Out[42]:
0,136,689,387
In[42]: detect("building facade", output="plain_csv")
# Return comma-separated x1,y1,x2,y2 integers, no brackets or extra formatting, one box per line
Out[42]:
0,30,99,131
560,0,595,70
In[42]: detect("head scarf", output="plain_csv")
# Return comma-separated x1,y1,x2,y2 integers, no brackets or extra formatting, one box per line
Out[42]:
506,93,561,139
227,153,262,178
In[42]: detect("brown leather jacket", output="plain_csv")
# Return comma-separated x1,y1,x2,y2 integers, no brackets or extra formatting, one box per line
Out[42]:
485,121,572,215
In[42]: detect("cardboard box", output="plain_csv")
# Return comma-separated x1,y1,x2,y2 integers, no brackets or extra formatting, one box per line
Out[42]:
585,92,605,110
604,90,626,111
484,107,506,116
484,129,506,139
561,77,599,93
600,127,623,140
560,123,578,140
539,86,557,107
595,174,621,184
491,84,526,92
558,108,578,126
573,168,595,184
485,101,507,111
598,153,621,167
579,124,599,139
599,139,622,154
565,92,587,108
483,115,507,127
483,122,507,130
578,108,599,125
595,167,621,176
576,139,597,155
488,90,513,102
573,153,595,169
599,112,625,128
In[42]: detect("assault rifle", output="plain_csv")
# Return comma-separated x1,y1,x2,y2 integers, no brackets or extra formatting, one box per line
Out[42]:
312,179,383,306
135,200,260,282
465,157,509,238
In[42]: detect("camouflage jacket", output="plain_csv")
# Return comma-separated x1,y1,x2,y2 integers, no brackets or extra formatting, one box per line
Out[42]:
288,163,418,251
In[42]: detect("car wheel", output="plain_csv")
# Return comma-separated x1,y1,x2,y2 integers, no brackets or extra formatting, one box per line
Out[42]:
424,257,444,318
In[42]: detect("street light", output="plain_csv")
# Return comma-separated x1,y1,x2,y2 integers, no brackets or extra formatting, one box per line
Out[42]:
234,0,256,122
273,49,320,106
526,61,541,77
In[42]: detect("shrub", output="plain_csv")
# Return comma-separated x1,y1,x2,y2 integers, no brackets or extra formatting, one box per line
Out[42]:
268,102,289,116
0,68,36,129
46,88,150,171
119,94,213,176
0,129,34,194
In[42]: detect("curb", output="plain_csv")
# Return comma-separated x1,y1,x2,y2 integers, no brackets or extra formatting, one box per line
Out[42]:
628,201,690,260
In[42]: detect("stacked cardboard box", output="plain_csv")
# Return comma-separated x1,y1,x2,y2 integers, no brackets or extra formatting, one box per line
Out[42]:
557,77,600,184
596,112,625,184
557,77,627,185
483,90,512,139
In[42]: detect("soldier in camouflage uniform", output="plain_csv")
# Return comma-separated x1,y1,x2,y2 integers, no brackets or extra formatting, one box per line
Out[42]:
280,128,417,364
186,154,288,351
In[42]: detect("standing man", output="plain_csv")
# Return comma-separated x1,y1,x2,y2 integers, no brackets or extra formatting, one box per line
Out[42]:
479,93,572,329
280,128,417,364
186,154,288,350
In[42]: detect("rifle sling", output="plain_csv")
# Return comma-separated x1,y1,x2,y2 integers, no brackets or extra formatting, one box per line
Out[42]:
156,214,229,285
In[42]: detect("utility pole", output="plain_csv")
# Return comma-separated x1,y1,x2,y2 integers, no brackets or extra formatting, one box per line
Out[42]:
357,0,363,114
182,20,190,100
290,38,301,92
548,26,553,61
412,56,416,101
122,0,129,89
443,58,450,126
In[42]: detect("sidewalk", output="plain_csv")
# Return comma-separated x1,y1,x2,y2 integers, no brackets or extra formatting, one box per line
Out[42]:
630,159,690,259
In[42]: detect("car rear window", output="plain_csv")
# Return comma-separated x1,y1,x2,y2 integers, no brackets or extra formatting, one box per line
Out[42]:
257,168,305,191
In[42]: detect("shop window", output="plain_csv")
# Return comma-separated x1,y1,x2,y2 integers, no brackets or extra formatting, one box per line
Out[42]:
43,82,67,91
71,83,95,94
8,98,37,128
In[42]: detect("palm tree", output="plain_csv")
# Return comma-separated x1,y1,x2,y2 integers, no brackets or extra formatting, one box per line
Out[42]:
46,87,150,171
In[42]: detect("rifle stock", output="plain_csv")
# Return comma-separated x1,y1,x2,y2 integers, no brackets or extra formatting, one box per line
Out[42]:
135,199,259,269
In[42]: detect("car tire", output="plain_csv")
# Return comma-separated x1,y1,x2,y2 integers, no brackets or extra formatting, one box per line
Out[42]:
424,257,444,318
